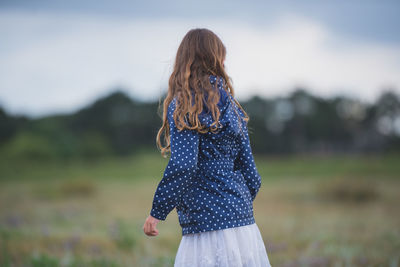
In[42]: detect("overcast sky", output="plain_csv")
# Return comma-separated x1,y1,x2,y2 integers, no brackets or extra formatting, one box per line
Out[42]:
1,0,400,118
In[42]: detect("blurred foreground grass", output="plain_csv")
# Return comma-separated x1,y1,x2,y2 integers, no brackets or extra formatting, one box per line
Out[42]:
0,151,399,266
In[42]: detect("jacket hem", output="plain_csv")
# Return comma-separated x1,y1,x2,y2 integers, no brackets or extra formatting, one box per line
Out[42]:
180,215,256,236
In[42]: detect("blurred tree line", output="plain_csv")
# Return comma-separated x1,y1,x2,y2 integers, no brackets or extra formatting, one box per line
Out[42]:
0,88,399,160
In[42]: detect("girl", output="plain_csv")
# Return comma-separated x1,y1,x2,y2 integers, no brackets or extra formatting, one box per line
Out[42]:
143,28,272,267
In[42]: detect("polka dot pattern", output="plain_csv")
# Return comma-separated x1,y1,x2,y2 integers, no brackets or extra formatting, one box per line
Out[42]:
150,74,262,236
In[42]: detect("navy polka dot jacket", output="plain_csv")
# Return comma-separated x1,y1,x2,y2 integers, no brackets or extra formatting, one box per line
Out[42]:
150,74,262,235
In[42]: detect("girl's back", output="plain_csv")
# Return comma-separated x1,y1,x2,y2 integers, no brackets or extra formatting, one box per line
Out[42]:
143,28,271,267
158,74,261,235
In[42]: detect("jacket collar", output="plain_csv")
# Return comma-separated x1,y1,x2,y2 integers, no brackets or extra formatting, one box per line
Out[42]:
209,74,225,85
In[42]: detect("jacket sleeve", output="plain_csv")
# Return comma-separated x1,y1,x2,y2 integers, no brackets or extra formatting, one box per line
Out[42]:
149,100,200,220
234,120,262,202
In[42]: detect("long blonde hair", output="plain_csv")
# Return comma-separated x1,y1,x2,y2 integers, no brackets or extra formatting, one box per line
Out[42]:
156,28,249,158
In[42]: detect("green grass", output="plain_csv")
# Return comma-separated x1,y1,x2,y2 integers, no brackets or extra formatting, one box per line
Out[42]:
0,151,399,266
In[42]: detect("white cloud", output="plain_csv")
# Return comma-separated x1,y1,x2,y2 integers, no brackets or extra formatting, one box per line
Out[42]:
221,14,400,102
0,11,399,117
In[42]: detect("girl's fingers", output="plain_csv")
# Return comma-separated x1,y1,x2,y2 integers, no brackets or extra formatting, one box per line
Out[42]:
150,222,158,235
143,222,148,234
145,224,150,235
143,217,159,236
148,222,155,235
144,218,150,234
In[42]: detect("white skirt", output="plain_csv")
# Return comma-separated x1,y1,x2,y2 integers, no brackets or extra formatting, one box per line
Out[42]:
174,223,272,267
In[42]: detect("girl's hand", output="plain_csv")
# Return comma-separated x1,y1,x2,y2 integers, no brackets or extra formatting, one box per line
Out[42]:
143,215,160,236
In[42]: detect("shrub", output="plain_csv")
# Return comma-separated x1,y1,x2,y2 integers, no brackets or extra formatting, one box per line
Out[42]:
317,177,379,203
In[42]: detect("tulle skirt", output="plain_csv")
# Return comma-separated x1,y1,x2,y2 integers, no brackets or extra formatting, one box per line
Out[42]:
174,223,272,267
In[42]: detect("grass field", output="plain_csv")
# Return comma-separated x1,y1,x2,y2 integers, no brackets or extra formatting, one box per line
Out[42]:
0,152,399,266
